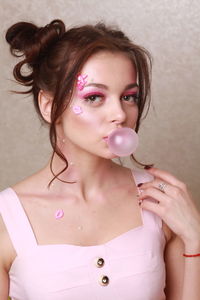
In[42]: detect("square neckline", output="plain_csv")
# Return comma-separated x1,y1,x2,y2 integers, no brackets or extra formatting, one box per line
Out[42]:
8,168,145,249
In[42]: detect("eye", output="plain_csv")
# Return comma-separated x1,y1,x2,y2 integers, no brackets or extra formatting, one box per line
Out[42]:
84,94,104,104
122,94,139,104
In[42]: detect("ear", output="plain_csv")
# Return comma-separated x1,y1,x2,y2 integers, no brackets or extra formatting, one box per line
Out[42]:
38,90,53,123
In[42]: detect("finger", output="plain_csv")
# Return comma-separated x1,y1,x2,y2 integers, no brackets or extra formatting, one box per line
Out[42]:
138,179,186,199
140,199,165,217
139,186,171,205
145,167,186,190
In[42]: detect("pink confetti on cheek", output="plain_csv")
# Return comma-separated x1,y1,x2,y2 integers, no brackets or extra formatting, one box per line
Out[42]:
72,105,83,114
77,74,88,91
55,209,64,219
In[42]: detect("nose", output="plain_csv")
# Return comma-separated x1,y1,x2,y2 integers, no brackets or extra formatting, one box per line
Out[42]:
108,99,126,125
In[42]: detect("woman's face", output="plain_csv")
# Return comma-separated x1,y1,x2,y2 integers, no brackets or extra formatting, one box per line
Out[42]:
60,51,139,158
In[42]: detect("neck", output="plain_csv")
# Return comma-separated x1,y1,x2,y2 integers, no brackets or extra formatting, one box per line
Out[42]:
44,149,119,202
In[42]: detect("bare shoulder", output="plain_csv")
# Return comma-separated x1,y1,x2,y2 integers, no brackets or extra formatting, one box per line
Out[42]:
12,172,41,193
0,215,17,271
11,165,50,197
0,169,46,271
0,216,10,299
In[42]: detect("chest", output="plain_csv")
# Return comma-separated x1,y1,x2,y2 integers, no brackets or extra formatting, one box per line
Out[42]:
20,187,142,246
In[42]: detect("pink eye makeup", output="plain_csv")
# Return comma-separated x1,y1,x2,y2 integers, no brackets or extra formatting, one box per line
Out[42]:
77,89,105,105
75,83,139,106
84,92,104,100
122,92,139,104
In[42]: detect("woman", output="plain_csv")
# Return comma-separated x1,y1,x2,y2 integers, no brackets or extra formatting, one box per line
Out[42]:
0,19,199,300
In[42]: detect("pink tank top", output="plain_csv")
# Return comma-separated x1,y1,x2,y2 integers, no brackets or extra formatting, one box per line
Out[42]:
0,169,166,300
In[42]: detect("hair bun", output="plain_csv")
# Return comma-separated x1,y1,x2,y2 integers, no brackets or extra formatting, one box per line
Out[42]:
6,22,37,57
6,19,65,62
5,20,66,88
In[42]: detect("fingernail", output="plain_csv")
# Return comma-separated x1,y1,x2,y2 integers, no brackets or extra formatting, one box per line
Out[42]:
137,188,143,195
137,183,143,187
144,164,154,170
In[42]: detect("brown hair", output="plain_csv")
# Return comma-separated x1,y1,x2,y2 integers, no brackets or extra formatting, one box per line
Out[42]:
5,19,152,187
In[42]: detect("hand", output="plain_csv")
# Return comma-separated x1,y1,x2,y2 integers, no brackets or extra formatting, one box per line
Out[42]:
138,167,200,247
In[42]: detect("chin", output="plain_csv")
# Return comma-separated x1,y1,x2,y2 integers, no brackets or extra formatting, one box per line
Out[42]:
101,151,119,160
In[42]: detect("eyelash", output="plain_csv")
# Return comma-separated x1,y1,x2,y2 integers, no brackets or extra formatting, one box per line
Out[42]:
84,94,104,103
122,94,139,104
84,93,139,105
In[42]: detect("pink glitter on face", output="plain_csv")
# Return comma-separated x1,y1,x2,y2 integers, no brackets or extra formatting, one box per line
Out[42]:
72,105,83,114
77,74,88,91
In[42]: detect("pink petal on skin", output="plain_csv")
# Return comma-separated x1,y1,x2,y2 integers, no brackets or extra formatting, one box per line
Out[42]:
55,209,64,219
77,81,84,91
77,85,83,91
72,105,83,114
77,74,88,90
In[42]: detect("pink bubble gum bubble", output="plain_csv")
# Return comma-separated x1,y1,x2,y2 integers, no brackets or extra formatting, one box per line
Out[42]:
107,127,139,157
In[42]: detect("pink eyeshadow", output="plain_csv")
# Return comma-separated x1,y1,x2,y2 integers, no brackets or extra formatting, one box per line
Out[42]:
77,89,104,99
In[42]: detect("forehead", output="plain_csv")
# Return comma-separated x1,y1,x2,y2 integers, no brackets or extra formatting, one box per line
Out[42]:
80,51,137,85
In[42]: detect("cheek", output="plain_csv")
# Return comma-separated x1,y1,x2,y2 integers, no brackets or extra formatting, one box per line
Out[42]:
125,106,139,126
77,112,102,129
63,107,103,137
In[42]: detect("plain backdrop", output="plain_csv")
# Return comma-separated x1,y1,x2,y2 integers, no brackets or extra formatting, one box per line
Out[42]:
0,0,199,207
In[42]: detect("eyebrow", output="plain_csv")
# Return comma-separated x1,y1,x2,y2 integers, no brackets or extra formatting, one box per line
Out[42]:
84,83,139,90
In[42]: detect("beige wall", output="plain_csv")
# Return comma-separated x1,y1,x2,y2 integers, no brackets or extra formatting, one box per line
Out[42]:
0,0,200,206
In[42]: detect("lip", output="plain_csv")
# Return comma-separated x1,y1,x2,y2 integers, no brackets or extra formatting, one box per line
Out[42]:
103,127,123,141
103,130,117,140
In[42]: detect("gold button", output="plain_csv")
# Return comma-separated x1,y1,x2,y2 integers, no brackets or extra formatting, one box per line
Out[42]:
95,257,105,268
99,275,109,286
